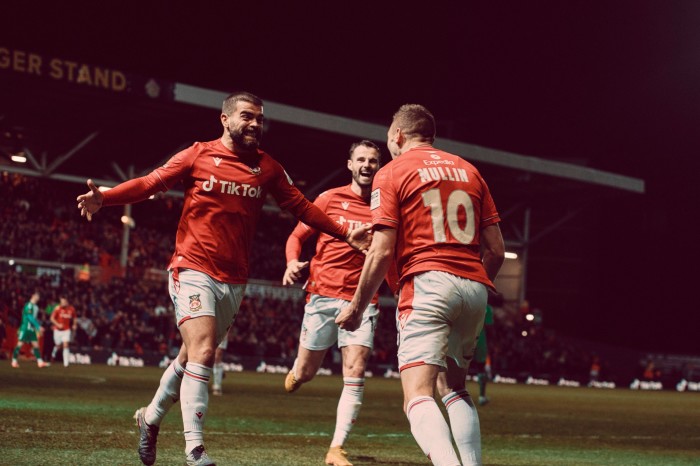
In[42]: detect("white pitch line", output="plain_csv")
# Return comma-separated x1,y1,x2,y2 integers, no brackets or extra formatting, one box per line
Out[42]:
10,429,411,438
9,430,700,441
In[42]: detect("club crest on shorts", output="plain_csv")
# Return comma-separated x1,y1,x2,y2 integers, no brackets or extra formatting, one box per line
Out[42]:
189,294,202,312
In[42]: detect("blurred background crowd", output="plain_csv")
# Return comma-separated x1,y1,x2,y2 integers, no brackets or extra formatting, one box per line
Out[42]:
2,173,697,386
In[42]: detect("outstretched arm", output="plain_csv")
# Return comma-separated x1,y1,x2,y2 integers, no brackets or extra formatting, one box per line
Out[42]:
285,197,372,253
76,173,164,221
76,179,104,221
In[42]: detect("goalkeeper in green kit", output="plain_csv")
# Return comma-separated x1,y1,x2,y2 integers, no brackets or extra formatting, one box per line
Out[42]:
474,300,494,406
11,292,50,368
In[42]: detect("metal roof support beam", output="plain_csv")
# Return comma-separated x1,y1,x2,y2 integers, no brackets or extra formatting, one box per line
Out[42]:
304,166,345,199
499,202,526,243
45,131,99,175
111,161,128,182
529,208,584,246
21,147,42,172
119,165,134,268
510,223,524,243
0,164,184,198
505,239,524,248
138,143,190,177
499,202,525,221
174,83,645,194
519,207,532,305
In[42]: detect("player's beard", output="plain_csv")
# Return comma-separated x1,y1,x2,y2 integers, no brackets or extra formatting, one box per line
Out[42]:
229,125,261,152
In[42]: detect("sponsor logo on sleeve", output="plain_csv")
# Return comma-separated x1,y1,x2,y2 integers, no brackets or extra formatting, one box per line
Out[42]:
370,188,380,210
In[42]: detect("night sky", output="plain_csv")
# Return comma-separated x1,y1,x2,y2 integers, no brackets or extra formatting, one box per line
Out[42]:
3,2,699,354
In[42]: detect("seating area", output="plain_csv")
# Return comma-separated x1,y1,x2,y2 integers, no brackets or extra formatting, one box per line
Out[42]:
0,173,678,385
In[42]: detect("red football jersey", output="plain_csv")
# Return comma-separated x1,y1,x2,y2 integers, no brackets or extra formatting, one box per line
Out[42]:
103,139,346,284
286,185,378,303
51,305,76,331
371,145,500,288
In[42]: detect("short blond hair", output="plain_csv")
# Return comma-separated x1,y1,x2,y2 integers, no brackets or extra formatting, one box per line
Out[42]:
392,104,436,142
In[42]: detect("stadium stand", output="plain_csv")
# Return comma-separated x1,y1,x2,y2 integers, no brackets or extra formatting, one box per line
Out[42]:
1,174,697,391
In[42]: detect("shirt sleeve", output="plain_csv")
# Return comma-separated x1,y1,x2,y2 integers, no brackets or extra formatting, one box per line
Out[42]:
284,192,332,261
370,166,400,230
26,313,41,330
285,222,314,262
152,144,198,190
268,163,348,240
103,144,196,206
102,174,163,206
478,175,500,227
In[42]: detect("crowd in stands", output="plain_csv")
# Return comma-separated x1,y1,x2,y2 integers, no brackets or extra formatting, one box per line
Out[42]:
0,265,400,368
0,267,600,383
0,173,290,280
489,319,593,380
2,173,686,384
0,259,606,383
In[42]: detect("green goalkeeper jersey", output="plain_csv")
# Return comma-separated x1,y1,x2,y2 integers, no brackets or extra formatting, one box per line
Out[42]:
474,304,493,363
19,302,41,333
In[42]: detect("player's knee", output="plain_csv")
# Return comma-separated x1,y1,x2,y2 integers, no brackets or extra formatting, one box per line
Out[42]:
343,361,366,378
188,345,216,366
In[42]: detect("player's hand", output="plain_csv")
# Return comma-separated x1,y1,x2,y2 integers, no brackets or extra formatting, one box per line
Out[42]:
282,259,309,286
335,302,363,332
346,225,372,254
76,179,104,221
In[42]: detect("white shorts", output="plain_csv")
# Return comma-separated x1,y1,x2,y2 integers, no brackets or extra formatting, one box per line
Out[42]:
169,268,246,345
54,329,71,345
300,294,378,351
396,270,487,371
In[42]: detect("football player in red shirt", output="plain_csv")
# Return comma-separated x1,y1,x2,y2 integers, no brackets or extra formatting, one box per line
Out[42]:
282,140,381,466
77,91,371,466
50,295,77,367
336,104,505,466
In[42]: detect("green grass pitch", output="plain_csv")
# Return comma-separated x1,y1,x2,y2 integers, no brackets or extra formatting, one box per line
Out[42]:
1,363,699,465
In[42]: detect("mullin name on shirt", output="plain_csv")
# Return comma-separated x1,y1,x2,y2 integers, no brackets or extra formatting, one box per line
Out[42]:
417,159,469,184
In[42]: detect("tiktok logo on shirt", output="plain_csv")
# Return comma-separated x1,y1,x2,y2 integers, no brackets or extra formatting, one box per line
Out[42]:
201,175,262,198
337,216,370,230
